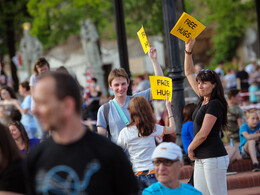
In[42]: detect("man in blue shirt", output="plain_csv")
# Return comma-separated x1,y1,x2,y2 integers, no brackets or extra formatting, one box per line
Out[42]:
143,142,201,195
97,47,164,142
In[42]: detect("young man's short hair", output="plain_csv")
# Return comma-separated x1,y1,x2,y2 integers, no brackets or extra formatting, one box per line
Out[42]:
38,71,82,114
108,68,129,86
227,89,240,100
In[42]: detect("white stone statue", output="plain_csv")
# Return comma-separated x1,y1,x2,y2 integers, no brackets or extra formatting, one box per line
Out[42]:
243,27,257,62
80,19,106,95
20,23,43,76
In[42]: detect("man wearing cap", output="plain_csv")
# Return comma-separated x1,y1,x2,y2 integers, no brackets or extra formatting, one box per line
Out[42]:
143,142,202,195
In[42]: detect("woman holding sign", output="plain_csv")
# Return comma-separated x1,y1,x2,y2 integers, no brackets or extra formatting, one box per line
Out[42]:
184,38,229,195
117,96,176,192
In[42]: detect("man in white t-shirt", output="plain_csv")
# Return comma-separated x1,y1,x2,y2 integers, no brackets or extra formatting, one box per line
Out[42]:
214,60,225,80
245,59,257,74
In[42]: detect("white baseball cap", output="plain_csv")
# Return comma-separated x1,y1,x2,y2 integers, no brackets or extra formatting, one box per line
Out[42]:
152,142,183,161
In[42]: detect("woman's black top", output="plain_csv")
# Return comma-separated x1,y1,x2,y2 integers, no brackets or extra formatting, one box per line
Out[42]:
192,99,227,159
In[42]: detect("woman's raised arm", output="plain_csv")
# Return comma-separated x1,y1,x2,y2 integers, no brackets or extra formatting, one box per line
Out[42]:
184,38,200,96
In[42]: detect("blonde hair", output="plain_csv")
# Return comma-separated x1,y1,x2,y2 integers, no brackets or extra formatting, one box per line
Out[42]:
246,108,258,118
108,68,129,86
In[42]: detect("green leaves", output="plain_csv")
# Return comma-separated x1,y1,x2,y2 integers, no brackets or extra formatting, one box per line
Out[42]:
27,0,164,49
196,0,256,64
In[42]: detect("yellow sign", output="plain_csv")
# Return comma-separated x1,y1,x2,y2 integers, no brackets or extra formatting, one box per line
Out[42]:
170,12,206,42
150,76,172,102
137,26,150,54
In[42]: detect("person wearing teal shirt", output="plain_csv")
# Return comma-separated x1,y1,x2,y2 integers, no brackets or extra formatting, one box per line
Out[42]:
249,80,259,104
143,142,202,195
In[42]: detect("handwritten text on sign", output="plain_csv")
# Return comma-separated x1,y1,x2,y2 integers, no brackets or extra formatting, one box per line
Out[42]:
137,26,150,54
150,76,172,102
170,12,206,42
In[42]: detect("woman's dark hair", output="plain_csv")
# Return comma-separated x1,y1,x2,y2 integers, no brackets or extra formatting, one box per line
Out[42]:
182,103,197,124
128,96,156,137
0,123,23,173
33,57,50,75
56,66,69,74
0,85,17,99
196,69,228,129
20,81,30,91
8,121,30,153
10,109,22,122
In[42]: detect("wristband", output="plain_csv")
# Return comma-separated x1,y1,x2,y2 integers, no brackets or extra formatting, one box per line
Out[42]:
184,50,192,55
169,116,174,119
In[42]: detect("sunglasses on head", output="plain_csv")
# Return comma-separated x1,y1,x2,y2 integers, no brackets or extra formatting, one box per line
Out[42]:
200,69,213,73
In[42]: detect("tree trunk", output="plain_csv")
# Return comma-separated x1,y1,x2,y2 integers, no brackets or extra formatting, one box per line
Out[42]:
5,16,19,91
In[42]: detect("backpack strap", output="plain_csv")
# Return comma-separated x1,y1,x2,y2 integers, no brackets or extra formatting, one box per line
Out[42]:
103,102,111,139
112,99,130,126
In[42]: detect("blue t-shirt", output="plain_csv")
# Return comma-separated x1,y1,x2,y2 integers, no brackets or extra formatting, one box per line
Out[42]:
21,96,37,138
143,182,202,195
21,138,40,155
97,89,151,142
181,121,194,154
249,85,258,103
239,122,260,152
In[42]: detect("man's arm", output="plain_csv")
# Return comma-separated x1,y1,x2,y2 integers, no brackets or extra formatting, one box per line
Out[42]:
97,126,107,137
148,47,164,77
97,105,109,137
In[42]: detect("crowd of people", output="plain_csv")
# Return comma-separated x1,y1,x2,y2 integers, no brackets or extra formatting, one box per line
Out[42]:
0,36,260,195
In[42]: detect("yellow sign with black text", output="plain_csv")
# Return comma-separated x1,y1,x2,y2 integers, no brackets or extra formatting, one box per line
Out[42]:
170,12,206,42
150,76,172,102
137,26,150,54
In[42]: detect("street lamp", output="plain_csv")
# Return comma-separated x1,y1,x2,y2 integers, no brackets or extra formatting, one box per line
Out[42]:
162,0,185,147
113,0,132,95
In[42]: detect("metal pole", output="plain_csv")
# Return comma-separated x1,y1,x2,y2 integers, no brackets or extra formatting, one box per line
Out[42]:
113,0,132,95
256,0,260,56
162,0,185,147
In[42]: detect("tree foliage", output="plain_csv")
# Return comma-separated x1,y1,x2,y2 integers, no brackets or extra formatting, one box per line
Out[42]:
27,0,164,49
196,0,256,64
0,0,30,55
27,0,113,49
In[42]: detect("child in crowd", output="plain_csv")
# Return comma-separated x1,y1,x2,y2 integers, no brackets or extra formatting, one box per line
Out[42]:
239,108,260,171
181,103,197,163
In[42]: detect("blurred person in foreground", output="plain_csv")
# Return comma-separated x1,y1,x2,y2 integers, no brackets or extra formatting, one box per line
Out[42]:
143,142,201,195
0,123,25,195
25,72,138,194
